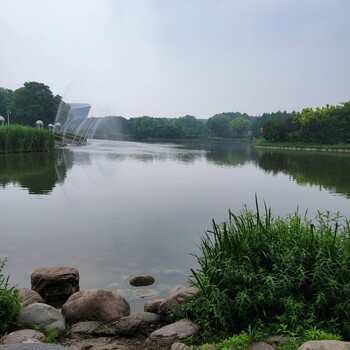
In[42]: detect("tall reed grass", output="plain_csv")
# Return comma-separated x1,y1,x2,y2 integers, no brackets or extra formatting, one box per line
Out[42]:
0,258,21,335
184,199,350,337
0,125,55,153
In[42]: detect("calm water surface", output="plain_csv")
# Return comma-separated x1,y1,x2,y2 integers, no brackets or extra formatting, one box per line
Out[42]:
1,140,350,310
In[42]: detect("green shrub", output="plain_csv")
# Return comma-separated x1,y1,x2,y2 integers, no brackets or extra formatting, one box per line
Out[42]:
0,258,22,335
184,199,350,337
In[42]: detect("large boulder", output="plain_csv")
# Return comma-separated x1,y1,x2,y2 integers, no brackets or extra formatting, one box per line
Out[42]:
248,342,276,350
146,318,200,346
31,267,79,302
18,288,45,306
298,341,350,350
61,289,130,324
158,285,200,316
1,330,46,344
115,312,161,336
70,321,115,336
17,303,66,336
171,343,192,350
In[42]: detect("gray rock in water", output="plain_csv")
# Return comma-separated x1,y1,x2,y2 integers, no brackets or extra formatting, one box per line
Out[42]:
144,299,163,314
0,345,69,350
298,340,350,350
62,289,130,324
146,318,200,346
31,267,79,302
129,276,155,286
17,303,66,336
1,330,46,345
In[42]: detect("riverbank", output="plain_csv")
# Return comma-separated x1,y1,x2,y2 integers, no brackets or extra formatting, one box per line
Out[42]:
256,145,350,152
255,140,350,153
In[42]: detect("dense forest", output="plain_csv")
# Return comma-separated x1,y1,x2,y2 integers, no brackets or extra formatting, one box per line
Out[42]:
1,82,349,144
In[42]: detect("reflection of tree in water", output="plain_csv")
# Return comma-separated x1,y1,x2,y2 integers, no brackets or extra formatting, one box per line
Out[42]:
257,150,350,198
0,149,74,194
202,142,259,166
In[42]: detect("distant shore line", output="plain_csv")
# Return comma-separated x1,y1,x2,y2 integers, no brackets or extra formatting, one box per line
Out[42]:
255,145,350,153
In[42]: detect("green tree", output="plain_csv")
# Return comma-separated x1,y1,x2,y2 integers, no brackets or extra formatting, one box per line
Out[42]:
172,115,209,138
229,117,251,138
207,113,232,137
262,119,288,141
0,88,13,120
151,125,183,139
10,82,62,127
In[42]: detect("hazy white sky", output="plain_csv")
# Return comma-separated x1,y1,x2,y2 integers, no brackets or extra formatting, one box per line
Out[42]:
1,0,349,118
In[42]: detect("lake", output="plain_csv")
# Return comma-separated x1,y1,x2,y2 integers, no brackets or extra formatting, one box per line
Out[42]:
1,139,350,311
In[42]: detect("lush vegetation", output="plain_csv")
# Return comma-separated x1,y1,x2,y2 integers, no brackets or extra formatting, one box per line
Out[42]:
182,201,350,339
0,82,70,127
0,125,55,153
0,258,21,336
195,327,341,350
1,81,349,145
261,102,350,145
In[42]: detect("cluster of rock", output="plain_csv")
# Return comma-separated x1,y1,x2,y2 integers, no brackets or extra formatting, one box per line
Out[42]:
0,267,200,349
1,267,350,350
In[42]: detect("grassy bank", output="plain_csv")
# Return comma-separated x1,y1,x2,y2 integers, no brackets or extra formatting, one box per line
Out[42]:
181,200,350,344
0,125,55,153
255,139,350,152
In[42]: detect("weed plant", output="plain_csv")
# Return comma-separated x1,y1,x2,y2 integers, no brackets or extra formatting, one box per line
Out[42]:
0,125,55,153
196,327,341,350
0,258,21,335
183,199,350,337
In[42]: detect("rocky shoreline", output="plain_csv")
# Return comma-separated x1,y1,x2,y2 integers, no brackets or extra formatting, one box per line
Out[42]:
0,267,201,350
1,267,350,350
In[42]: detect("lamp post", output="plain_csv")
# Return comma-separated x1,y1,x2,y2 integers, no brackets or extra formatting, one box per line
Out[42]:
7,110,11,125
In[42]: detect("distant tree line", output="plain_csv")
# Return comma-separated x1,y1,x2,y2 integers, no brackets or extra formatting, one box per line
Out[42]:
262,103,350,144
1,81,349,144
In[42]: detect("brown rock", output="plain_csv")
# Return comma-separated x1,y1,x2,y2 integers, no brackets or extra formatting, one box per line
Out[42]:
298,340,350,350
115,312,161,337
144,299,163,314
129,276,155,287
159,285,200,316
171,343,191,350
31,267,79,302
146,318,200,346
2,329,46,344
248,341,276,350
70,321,115,336
70,321,100,335
62,289,130,324
18,288,45,306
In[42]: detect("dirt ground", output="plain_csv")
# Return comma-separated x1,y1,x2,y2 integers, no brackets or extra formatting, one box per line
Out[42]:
59,334,170,350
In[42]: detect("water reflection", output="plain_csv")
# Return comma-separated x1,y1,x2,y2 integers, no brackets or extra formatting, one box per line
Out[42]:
257,149,350,198
1,141,350,200
0,150,74,194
